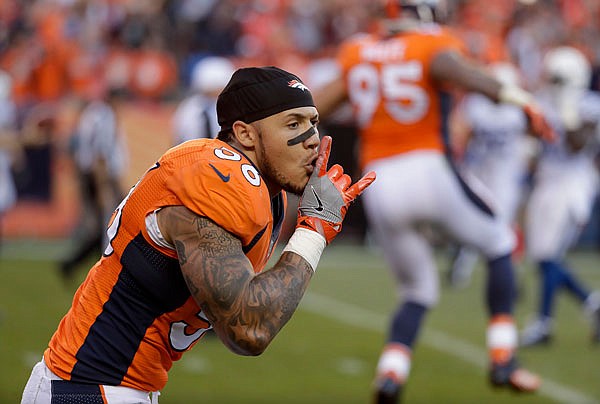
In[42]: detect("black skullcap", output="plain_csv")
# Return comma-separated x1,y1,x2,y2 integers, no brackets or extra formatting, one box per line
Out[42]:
217,66,315,133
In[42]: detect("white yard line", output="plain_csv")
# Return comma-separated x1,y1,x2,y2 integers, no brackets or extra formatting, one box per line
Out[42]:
302,292,599,404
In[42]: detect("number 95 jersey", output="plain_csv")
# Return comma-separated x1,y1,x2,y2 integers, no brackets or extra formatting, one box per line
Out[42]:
336,26,465,169
44,139,286,392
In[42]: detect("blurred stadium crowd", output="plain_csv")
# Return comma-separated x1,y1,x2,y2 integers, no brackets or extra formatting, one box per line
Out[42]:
0,0,600,244
0,0,598,101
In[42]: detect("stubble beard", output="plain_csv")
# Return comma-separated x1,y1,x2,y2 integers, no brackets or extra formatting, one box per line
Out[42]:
256,130,305,196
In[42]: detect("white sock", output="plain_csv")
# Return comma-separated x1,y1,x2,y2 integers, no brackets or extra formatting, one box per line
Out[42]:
376,343,412,384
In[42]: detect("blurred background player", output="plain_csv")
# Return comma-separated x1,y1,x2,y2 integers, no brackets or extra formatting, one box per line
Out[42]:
58,84,128,280
446,62,533,289
520,46,600,347
171,56,236,145
0,69,21,253
314,0,555,402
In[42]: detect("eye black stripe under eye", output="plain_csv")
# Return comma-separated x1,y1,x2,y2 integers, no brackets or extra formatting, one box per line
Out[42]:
287,126,316,146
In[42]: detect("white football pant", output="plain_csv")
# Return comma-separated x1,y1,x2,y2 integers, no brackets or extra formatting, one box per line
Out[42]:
363,151,515,307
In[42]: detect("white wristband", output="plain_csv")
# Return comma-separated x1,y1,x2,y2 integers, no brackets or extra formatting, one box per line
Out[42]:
498,85,533,107
282,228,326,273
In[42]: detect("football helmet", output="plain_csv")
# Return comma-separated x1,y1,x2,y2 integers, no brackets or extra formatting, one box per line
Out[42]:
542,46,591,90
542,47,591,131
383,0,448,23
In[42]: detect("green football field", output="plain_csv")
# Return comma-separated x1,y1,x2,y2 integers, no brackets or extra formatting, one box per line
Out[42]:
1,240,599,403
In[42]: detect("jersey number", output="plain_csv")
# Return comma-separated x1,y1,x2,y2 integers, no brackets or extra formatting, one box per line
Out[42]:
348,62,428,127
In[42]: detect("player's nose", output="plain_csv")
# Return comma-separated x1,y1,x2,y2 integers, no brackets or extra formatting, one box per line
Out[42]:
304,126,320,150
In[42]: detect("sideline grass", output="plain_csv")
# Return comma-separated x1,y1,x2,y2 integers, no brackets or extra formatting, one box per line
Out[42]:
1,242,599,403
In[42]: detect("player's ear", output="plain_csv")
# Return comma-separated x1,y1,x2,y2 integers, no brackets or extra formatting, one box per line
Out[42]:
231,120,257,149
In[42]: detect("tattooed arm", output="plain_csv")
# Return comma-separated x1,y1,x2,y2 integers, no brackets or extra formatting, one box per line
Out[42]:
158,205,314,356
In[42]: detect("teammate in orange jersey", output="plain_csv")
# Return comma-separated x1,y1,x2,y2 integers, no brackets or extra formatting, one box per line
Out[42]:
314,1,555,402
21,66,376,403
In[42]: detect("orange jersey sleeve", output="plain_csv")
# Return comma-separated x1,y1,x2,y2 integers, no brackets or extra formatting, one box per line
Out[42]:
44,139,286,392
166,143,269,249
337,26,465,168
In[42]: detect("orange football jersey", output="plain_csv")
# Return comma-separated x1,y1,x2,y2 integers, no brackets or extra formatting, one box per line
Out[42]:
336,25,465,168
44,139,286,391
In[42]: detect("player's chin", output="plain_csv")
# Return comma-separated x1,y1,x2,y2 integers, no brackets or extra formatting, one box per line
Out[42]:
282,174,309,196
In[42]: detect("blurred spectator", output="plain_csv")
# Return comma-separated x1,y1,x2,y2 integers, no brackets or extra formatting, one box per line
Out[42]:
13,102,57,201
127,46,178,101
506,1,568,89
451,0,512,64
0,69,21,250
59,85,128,280
171,0,239,65
171,56,235,145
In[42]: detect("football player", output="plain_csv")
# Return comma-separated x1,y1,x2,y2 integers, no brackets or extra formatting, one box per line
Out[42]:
59,85,128,280
520,46,600,347
447,62,533,289
314,0,554,402
0,69,20,251
21,66,376,403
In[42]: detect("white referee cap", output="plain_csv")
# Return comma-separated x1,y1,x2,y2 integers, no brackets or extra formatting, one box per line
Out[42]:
0,69,12,100
191,56,236,94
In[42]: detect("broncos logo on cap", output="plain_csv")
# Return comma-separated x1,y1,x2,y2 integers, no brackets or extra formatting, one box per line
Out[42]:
288,80,309,91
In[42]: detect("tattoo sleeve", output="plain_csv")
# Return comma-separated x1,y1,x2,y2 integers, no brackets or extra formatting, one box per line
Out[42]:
158,206,314,356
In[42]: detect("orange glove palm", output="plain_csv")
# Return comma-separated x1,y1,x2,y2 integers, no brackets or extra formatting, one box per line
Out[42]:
524,104,557,143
